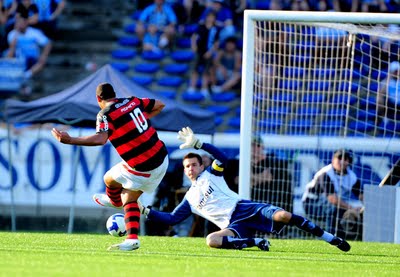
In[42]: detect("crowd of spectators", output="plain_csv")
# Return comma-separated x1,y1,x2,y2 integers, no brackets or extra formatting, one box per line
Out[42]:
132,0,400,99
0,0,65,96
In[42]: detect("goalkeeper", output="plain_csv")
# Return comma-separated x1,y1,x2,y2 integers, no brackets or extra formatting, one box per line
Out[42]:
139,127,351,252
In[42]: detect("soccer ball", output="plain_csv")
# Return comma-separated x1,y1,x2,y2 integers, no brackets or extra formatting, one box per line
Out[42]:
106,213,126,237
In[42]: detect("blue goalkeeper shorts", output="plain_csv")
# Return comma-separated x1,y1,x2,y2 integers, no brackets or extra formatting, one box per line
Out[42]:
227,199,286,238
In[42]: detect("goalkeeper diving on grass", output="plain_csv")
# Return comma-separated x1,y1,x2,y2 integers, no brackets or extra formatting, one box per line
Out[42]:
138,127,351,252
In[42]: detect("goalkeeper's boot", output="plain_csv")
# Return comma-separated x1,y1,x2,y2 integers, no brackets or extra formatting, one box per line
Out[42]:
330,236,351,252
255,238,270,251
108,239,140,251
93,193,123,210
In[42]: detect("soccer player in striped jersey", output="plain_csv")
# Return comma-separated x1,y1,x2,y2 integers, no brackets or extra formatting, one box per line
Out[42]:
51,82,169,251
139,127,351,252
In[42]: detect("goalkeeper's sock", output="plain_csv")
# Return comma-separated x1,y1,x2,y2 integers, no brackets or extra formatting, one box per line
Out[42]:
221,236,256,250
106,186,123,207
124,201,140,240
289,214,325,238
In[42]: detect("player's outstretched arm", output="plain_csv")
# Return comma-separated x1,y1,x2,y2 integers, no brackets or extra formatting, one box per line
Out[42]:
51,128,108,146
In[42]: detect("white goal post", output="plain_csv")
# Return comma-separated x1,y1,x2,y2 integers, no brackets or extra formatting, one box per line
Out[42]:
239,10,400,241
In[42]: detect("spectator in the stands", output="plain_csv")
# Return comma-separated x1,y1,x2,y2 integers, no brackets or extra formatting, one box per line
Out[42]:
377,61,400,121
360,0,387,12
181,0,206,23
16,0,39,26
2,0,17,33
142,23,162,52
199,0,235,43
332,0,359,12
187,11,220,98
6,12,52,79
291,0,311,11
0,1,9,52
32,0,65,40
226,0,246,28
135,0,177,50
211,36,241,94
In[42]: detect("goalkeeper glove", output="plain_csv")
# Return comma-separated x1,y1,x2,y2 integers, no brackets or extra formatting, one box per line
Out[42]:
137,200,150,216
177,126,203,149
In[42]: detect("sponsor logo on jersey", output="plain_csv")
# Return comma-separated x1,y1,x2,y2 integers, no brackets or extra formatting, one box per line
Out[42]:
197,186,214,209
120,100,137,113
115,98,129,109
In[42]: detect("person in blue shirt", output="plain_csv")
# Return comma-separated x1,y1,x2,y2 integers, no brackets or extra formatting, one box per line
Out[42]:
199,0,235,43
139,127,351,252
135,0,177,49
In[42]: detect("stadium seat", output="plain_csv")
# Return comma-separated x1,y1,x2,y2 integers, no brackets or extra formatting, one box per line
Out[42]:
141,51,165,61
118,36,140,47
211,92,236,102
341,68,361,79
302,93,325,103
255,2,270,9
313,68,335,78
228,117,240,128
289,119,314,131
224,128,240,133
325,107,347,118
367,82,379,94
320,119,344,131
272,92,296,102
284,67,305,78
307,81,330,91
278,79,301,90
157,90,176,99
379,120,400,136
131,76,153,86
110,62,130,73
215,116,224,126
206,105,230,116
170,50,195,63
370,67,387,80
348,121,375,133
124,23,136,34
111,49,136,60
163,63,189,75
181,92,205,102
331,94,358,105
130,10,141,20
176,37,191,49
183,24,198,36
358,96,376,109
266,106,291,117
356,109,377,121
157,76,184,87
133,63,160,74
258,118,283,130
297,107,322,117
338,82,359,93
235,106,241,116
355,42,371,53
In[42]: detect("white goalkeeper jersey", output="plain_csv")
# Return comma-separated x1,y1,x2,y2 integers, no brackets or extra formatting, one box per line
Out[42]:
184,166,241,229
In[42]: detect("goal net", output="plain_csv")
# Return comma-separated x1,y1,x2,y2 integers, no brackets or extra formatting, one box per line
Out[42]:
239,11,400,242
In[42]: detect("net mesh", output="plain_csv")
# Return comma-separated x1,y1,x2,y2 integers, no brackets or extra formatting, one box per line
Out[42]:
250,20,400,240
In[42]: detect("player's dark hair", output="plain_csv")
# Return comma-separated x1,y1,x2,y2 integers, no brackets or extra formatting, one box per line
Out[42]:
333,149,353,164
96,82,116,100
183,153,203,165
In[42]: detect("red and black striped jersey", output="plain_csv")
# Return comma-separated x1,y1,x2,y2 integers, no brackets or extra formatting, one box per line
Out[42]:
96,97,168,171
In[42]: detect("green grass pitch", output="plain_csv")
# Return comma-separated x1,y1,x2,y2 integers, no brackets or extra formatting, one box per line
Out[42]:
1,232,399,276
